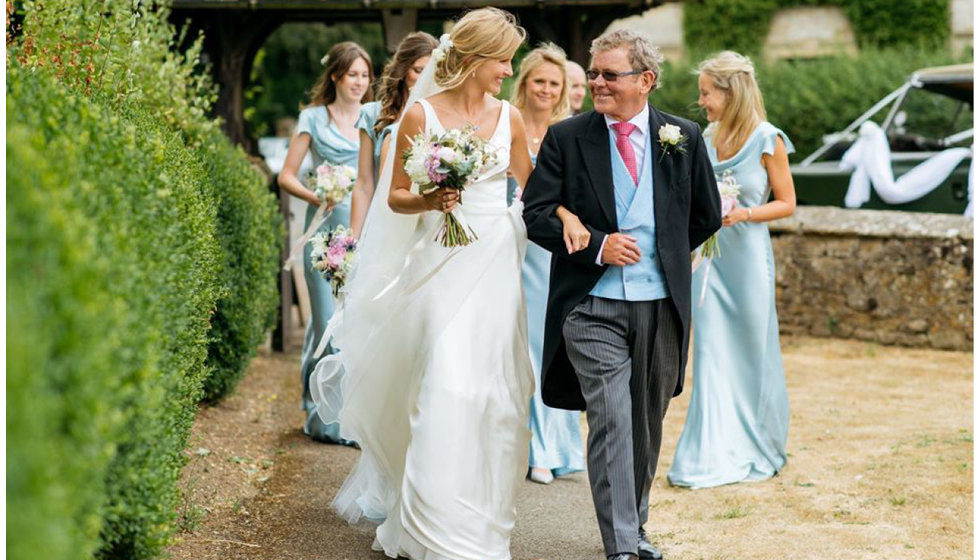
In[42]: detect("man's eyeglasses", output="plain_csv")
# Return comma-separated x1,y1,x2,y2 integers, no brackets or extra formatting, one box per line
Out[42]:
585,69,645,82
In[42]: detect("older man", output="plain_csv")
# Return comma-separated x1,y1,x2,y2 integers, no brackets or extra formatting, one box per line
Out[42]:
523,30,721,560
566,60,588,114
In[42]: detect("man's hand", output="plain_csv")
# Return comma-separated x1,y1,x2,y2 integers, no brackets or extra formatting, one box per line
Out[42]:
601,233,641,266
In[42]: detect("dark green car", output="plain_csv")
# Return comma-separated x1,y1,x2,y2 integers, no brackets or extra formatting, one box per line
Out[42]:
791,64,973,215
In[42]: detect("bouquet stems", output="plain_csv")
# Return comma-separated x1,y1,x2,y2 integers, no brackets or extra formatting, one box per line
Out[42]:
436,212,478,247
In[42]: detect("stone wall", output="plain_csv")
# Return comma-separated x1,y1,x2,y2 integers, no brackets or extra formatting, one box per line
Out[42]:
769,206,973,351
951,0,974,56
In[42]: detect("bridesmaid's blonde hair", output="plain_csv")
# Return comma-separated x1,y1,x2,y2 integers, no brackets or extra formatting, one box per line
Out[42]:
510,43,571,125
698,51,766,157
434,7,526,91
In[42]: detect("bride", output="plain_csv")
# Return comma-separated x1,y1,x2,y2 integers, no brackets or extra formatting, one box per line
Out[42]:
310,8,587,560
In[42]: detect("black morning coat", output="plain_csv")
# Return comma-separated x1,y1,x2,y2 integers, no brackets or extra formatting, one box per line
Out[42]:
523,105,722,411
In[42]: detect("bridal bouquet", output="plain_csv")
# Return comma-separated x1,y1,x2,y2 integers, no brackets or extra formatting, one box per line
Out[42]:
310,225,357,298
692,170,741,273
308,163,357,207
403,125,500,247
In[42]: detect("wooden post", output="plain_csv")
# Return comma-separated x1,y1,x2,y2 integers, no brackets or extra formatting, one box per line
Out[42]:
381,8,419,53
272,177,293,352
183,10,279,156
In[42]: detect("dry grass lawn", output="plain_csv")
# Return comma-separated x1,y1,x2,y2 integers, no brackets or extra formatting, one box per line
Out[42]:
646,336,973,560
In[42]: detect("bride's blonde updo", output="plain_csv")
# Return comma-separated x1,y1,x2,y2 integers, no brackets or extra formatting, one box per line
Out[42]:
434,7,527,91
698,51,767,156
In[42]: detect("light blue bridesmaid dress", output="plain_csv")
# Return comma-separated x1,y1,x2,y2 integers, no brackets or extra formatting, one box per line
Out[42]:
668,122,793,488
356,101,399,176
296,105,359,444
509,153,585,477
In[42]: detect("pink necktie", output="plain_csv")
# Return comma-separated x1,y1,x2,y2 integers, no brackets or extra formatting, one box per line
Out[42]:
611,121,638,185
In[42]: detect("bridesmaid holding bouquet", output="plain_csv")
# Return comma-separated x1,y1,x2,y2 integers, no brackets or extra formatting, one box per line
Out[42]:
669,51,796,489
278,41,373,444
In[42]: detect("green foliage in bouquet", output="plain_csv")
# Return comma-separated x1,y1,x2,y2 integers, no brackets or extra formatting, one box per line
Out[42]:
652,47,971,161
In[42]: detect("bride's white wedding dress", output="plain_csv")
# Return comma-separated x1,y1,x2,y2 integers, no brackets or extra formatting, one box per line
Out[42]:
310,96,533,560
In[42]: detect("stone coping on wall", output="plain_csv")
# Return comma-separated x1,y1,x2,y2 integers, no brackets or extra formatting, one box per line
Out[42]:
767,205,973,351
768,205,974,240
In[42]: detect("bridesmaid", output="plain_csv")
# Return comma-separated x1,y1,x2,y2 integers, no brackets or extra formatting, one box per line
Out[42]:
278,41,373,444
509,44,586,485
668,51,795,488
350,32,438,238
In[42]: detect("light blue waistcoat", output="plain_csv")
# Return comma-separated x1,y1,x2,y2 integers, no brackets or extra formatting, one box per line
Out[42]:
589,130,669,301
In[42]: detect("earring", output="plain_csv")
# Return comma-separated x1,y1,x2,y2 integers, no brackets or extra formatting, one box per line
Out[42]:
471,70,476,78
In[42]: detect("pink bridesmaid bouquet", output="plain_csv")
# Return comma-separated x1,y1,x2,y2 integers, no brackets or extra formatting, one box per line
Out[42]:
310,225,357,298
308,163,356,207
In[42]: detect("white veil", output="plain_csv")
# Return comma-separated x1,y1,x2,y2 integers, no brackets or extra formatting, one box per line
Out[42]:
308,47,447,522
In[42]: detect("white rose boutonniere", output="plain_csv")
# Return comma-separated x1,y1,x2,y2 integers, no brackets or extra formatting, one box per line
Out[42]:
657,123,687,162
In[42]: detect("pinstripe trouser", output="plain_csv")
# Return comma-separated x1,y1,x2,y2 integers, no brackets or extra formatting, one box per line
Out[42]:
562,296,681,557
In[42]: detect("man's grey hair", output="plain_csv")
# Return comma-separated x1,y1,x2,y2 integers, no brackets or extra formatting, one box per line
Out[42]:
590,29,664,90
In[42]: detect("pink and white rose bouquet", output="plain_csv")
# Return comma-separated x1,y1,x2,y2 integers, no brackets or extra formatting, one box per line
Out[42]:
402,125,500,247
310,225,357,298
308,163,356,207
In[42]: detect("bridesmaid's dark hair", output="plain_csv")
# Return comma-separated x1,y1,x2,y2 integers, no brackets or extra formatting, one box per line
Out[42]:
375,32,439,135
307,41,374,107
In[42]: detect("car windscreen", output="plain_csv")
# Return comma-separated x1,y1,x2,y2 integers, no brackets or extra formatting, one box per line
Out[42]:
887,87,973,151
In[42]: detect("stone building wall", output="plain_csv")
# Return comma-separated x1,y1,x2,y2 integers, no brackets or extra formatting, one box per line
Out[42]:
769,207,973,351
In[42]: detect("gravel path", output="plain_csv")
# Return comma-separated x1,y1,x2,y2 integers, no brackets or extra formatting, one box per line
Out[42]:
169,336,973,560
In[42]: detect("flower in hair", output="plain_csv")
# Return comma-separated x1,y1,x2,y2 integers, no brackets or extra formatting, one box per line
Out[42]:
432,33,453,62
320,54,330,66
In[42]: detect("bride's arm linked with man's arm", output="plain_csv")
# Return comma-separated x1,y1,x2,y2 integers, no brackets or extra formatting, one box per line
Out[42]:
508,106,590,255
524,128,609,265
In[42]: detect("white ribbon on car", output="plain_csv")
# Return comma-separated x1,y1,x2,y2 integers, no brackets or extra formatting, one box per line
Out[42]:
840,121,973,216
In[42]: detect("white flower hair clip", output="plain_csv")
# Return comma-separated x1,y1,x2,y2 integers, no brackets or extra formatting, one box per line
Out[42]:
432,33,453,62
320,54,330,66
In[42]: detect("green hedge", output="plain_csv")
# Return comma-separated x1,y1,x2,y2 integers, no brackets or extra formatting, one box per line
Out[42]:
7,0,281,558
684,0,950,54
201,131,281,402
653,48,971,161
8,65,221,558
7,121,124,560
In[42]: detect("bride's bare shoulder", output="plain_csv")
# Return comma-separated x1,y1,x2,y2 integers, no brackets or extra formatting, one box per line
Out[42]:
424,91,452,107
507,101,526,135
398,103,426,136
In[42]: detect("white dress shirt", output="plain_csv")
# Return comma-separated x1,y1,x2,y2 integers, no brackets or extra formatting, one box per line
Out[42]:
596,104,651,265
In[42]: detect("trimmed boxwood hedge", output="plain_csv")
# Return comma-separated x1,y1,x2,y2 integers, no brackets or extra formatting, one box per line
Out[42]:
201,129,281,402
7,1,281,555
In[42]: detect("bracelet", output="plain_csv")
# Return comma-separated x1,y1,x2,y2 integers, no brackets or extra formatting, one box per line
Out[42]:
747,207,754,221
